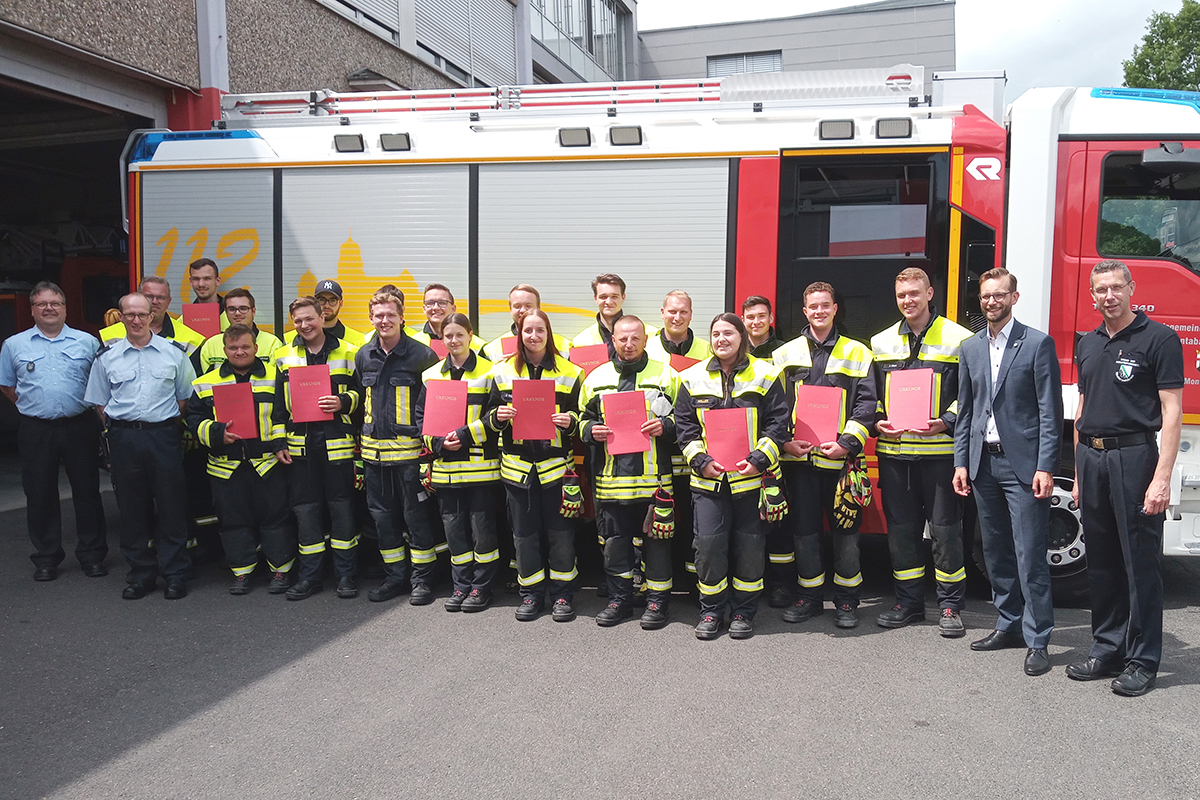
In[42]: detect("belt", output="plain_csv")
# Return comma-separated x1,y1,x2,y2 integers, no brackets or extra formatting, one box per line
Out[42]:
984,441,1004,455
108,418,180,430
1081,432,1154,451
20,412,90,426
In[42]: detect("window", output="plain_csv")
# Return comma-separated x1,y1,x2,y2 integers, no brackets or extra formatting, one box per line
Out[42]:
789,164,931,259
1100,151,1200,272
707,51,782,78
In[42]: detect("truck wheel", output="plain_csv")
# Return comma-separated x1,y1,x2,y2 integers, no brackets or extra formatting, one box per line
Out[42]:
969,478,1089,608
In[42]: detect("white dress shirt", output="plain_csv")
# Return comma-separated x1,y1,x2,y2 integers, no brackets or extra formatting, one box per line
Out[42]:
985,317,1015,444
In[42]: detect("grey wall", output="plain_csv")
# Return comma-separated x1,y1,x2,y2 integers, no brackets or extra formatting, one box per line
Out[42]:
638,0,955,81
227,0,457,93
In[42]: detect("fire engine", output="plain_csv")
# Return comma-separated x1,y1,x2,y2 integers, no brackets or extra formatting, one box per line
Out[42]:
119,64,1200,600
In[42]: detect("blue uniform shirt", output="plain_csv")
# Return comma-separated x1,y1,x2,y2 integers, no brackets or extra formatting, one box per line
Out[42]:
84,334,197,422
0,324,99,418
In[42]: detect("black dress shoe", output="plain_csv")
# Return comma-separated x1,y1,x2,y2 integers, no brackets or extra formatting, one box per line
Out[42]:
1065,657,1125,681
970,629,1026,651
286,579,322,601
164,581,187,600
122,579,156,600
33,565,58,582
1024,648,1050,676
81,562,108,578
1111,664,1157,697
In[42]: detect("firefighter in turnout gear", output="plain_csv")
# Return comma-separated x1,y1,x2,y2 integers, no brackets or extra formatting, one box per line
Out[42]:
272,297,361,601
571,273,658,358
356,290,443,605
482,284,571,362
485,309,584,623
871,268,973,637
772,282,876,628
193,289,283,374
580,315,680,630
675,313,789,641
415,313,501,613
186,324,296,595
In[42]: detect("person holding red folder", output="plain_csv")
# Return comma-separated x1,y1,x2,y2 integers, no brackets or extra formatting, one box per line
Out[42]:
675,313,789,640
481,284,571,362
570,273,659,359
355,289,442,605
415,313,501,613
272,297,361,601
771,282,877,628
408,284,487,355
579,316,680,629
871,267,973,637
485,309,584,622
186,324,296,595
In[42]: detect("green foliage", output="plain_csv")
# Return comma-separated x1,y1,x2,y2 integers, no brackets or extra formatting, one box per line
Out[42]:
1099,218,1162,257
1124,0,1200,91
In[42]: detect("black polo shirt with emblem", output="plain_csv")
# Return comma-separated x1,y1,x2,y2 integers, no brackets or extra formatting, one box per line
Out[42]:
1074,311,1184,436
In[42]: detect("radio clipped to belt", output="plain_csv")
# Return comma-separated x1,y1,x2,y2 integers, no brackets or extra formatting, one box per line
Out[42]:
832,456,873,529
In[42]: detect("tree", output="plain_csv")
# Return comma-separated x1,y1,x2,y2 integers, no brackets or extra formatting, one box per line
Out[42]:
1124,0,1200,91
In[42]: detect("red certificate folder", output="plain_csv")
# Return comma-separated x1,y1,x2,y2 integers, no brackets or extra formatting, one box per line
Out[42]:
428,338,449,359
183,303,221,338
569,343,610,377
289,364,335,423
669,354,701,373
212,381,258,440
887,367,935,431
602,390,651,455
501,336,518,357
704,407,752,472
422,380,468,436
512,379,557,440
793,384,844,445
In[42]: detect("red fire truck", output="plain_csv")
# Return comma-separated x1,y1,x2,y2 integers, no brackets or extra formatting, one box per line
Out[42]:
120,65,1200,599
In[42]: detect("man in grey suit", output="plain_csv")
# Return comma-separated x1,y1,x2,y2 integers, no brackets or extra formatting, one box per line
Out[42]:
953,267,1063,676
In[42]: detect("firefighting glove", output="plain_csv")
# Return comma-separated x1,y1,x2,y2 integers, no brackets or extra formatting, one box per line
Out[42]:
418,446,436,494
643,486,675,539
832,456,873,530
560,469,583,519
759,466,789,523
352,443,365,492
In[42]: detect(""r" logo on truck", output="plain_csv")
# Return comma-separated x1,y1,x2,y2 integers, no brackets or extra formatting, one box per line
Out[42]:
966,157,1002,181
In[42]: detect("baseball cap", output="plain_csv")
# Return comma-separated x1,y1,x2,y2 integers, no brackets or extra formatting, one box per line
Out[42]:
315,279,343,298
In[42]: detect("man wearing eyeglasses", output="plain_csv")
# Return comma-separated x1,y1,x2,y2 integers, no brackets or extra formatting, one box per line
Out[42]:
314,279,367,347
409,283,486,353
100,276,206,357
194,288,283,373
953,268,1062,678
1,282,107,582
1066,259,1183,697
85,293,197,600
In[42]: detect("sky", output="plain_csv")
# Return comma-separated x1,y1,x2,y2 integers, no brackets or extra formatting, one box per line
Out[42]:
636,0,1181,101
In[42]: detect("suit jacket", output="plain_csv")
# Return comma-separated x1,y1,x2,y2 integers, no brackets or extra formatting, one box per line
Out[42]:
954,319,1063,484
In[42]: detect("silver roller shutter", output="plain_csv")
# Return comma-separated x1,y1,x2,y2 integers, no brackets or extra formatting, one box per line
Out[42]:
477,159,730,342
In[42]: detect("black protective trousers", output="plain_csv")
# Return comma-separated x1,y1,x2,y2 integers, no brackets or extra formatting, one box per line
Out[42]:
783,461,863,609
210,462,295,576
597,500,673,604
366,461,442,587
291,433,356,583
108,424,191,584
692,483,765,620
878,455,965,610
19,412,107,569
1076,441,1165,672
439,483,501,594
505,475,577,604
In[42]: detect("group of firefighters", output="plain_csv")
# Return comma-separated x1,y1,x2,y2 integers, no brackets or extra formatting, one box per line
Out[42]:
11,256,999,645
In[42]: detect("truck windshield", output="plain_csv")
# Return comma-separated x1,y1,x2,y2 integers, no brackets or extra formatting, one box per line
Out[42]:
1100,151,1200,272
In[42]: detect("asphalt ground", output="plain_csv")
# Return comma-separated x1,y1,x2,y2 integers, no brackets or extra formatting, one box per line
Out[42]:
1,482,1199,799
